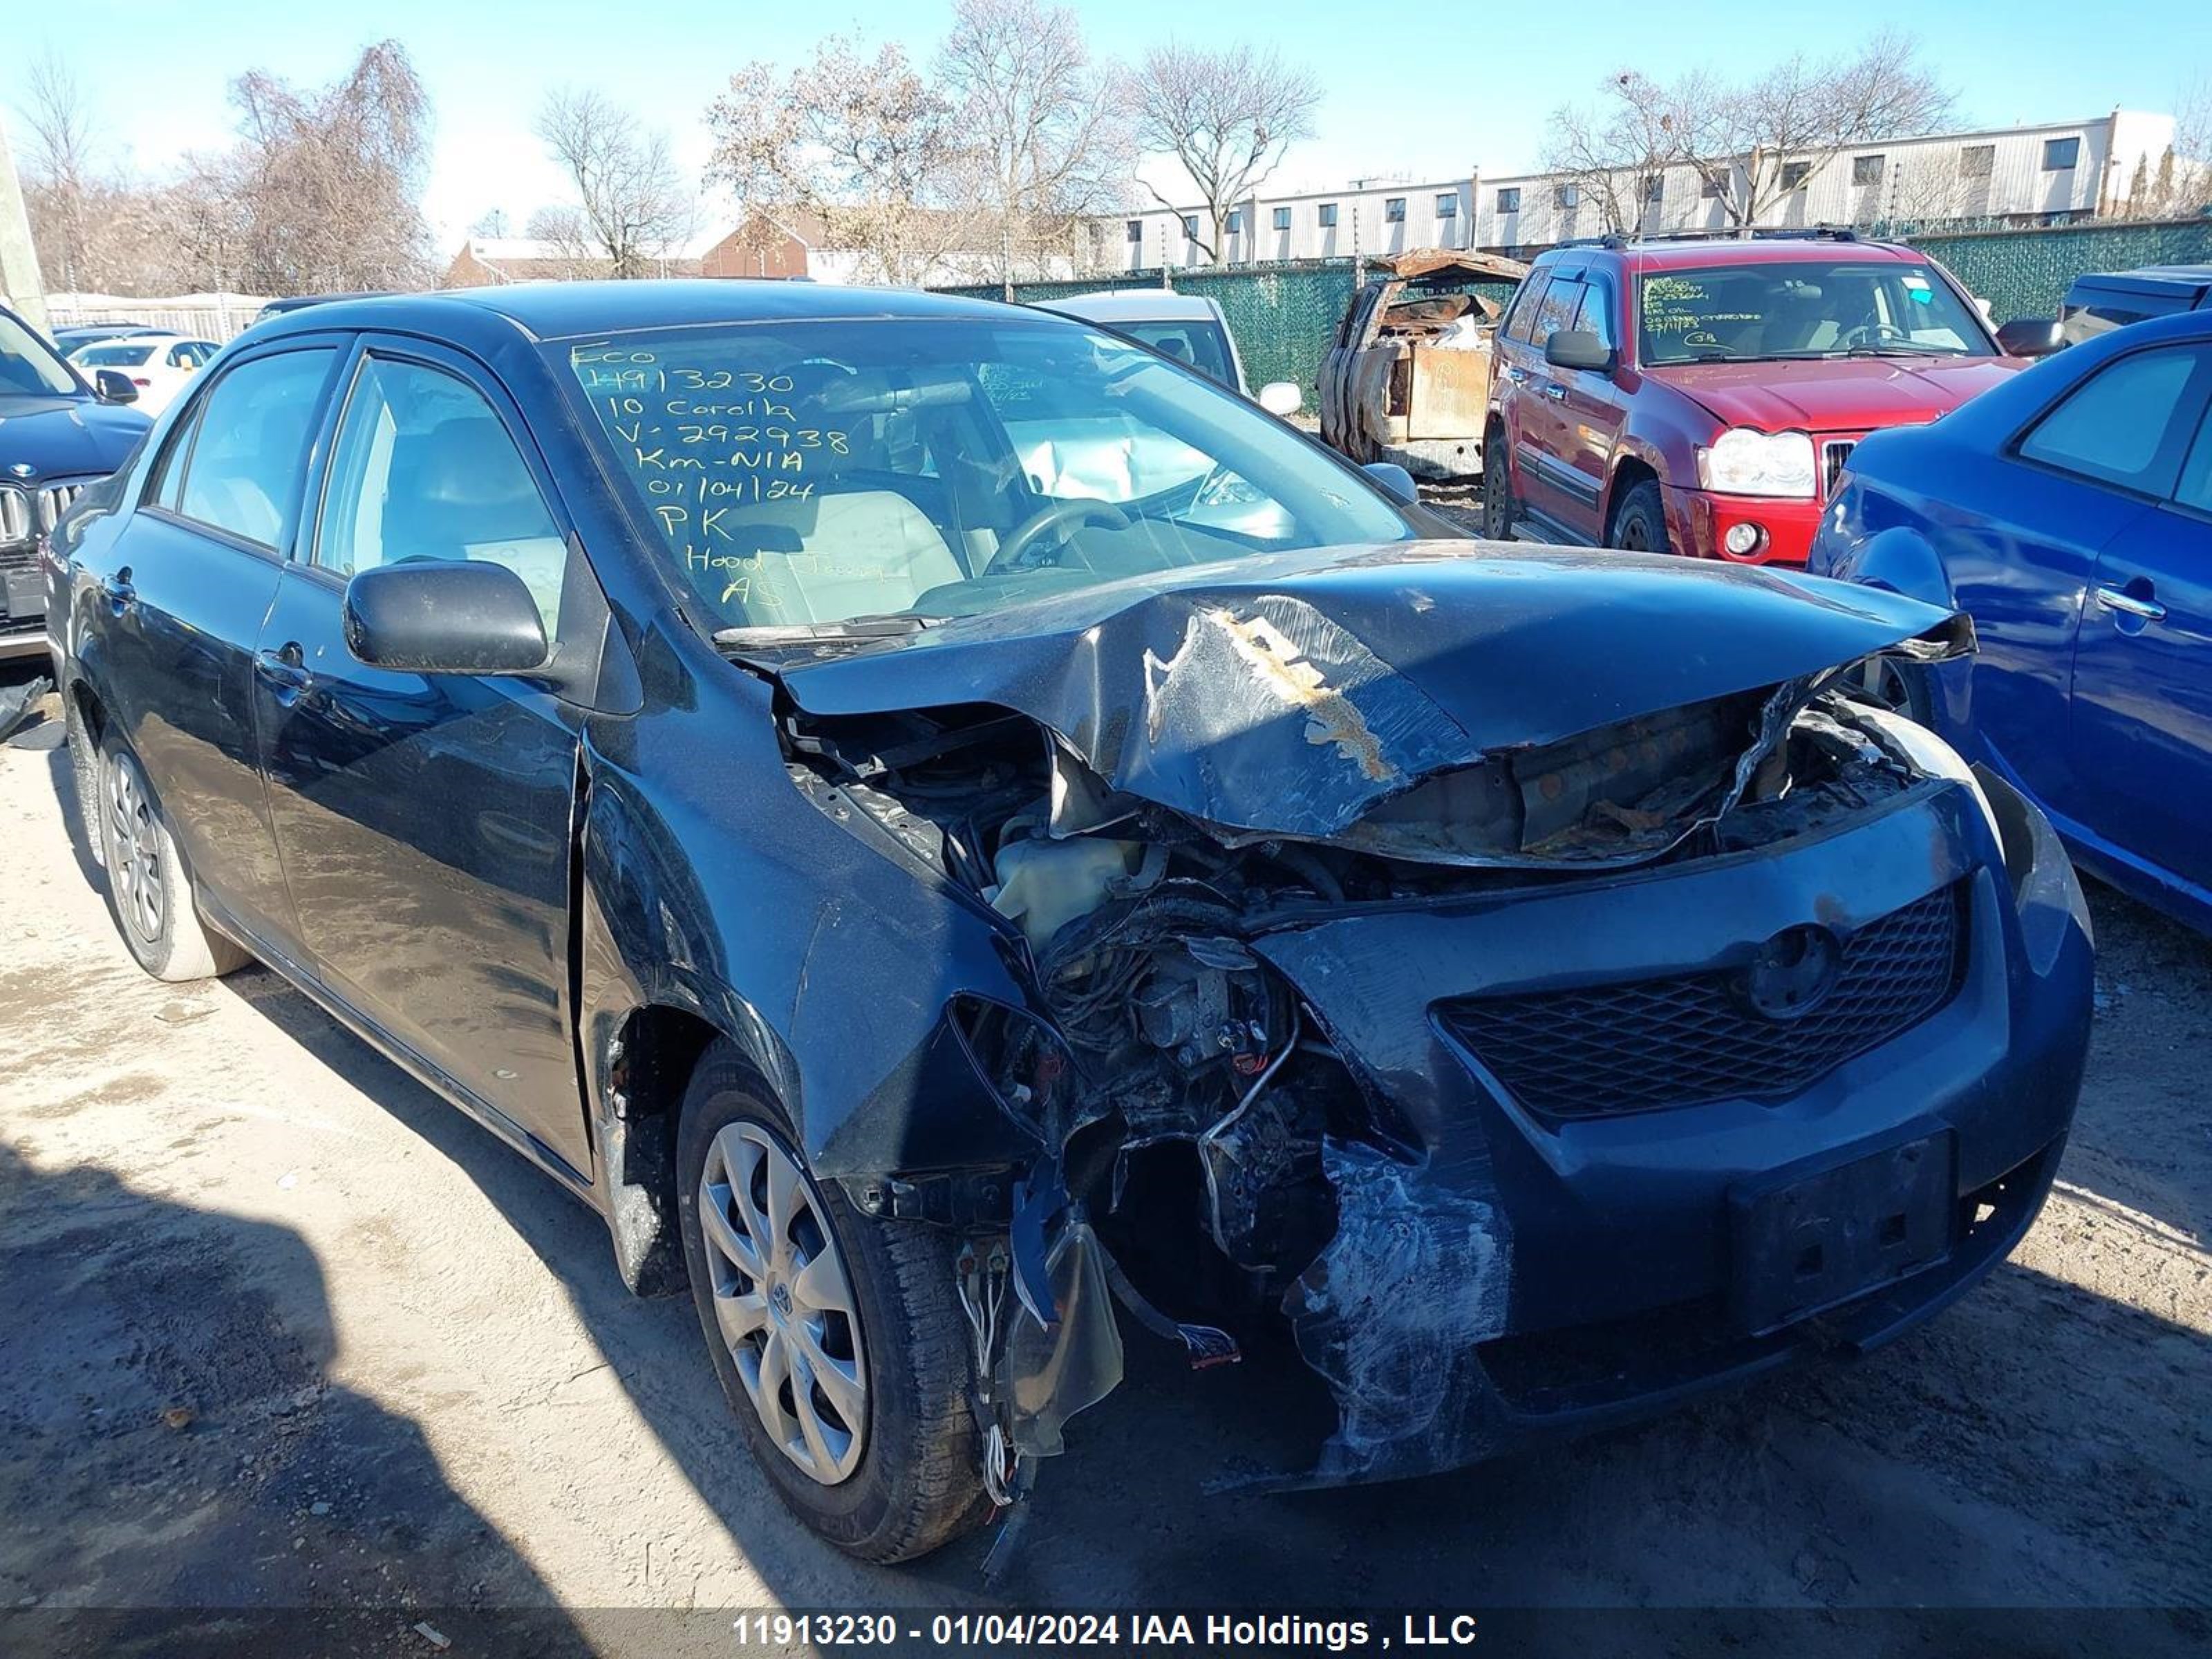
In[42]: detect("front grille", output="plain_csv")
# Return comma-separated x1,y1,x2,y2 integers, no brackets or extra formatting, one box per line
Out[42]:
1821,439,1857,497
1438,884,1967,1120
0,477,100,554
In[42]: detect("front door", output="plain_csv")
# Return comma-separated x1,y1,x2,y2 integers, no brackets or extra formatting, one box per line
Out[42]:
1964,340,2211,832
252,341,592,1177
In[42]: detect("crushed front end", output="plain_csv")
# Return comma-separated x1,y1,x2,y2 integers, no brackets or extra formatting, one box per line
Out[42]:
766,581,2092,1506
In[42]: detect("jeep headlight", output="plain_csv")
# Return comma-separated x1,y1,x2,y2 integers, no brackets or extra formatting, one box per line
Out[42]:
1696,428,1817,498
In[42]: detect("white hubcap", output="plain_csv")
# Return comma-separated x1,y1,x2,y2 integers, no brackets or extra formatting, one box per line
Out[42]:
699,1122,868,1484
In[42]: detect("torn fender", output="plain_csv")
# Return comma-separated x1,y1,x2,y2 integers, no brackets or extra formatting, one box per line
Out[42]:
755,541,1969,842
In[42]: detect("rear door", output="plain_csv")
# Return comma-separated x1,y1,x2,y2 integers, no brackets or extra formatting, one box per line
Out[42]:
82,339,345,950
252,338,592,1177
2068,346,2212,899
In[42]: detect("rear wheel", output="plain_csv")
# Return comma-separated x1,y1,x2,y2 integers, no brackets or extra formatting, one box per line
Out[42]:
675,1044,988,1562
1481,423,1516,539
96,738,250,982
1606,480,1672,554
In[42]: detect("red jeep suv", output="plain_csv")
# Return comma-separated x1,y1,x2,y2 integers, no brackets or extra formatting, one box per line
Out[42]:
1483,229,2057,563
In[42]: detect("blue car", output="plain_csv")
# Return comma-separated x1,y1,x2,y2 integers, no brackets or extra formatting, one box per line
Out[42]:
1811,307,2212,935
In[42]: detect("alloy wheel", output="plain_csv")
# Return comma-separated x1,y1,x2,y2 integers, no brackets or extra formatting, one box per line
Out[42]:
106,762,164,944
697,1121,869,1483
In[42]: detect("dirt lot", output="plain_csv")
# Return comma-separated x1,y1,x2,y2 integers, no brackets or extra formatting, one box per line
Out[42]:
1,668,2207,1656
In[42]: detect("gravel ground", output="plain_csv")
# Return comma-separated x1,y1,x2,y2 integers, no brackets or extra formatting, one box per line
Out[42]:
0,670,2206,1656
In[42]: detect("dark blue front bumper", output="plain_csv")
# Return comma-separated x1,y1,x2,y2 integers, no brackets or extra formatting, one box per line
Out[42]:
1252,771,2092,1483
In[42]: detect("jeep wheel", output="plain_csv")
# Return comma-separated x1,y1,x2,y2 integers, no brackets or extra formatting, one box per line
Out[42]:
1481,425,1516,539
97,738,251,982
675,1043,988,1562
1606,480,1672,554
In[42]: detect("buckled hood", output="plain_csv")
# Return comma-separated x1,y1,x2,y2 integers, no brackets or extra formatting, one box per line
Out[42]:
760,542,1967,841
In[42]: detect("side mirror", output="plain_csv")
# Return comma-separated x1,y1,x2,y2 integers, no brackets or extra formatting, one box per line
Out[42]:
1363,461,1419,505
93,368,139,404
1544,329,1615,373
343,561,550,676
1256,380,1304,417
1996,317,2064,357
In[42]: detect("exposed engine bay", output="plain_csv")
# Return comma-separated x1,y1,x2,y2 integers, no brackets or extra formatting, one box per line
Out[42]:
771,619,1972,1516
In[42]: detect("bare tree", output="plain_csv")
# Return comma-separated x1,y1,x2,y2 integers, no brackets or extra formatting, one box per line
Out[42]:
534,87,693,278
1670,32,1953,223
1544,37,1952,232
17,50,98,289
1544,71,1678,235
706,37,988,286
469,207,512,238
520,203,606,278
937,0,1134,295
1131,42,1320,264
225,40,435,291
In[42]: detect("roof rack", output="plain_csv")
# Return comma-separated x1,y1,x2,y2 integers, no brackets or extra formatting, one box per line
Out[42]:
1555,224,1864,252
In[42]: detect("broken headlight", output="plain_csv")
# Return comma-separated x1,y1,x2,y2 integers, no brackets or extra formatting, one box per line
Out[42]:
1852,701,2004,852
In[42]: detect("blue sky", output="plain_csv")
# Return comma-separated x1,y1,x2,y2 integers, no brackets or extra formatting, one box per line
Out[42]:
6,0,2204,252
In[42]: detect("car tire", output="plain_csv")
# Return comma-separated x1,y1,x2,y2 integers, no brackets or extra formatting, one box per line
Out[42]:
1606,480,1673,554
96,738,251,982
65,695,104,872
675,1043,990,1563
1481,422,1516,539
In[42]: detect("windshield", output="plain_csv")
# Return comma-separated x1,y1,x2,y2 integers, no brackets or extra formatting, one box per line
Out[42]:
559,317,1411,637
1638,260,1992,366
0,312,82,397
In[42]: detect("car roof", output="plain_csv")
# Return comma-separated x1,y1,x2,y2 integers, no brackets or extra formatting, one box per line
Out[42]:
2069,265,2212,288
1554,237,1928,274
1038,290,1224,325
249,279,1033,344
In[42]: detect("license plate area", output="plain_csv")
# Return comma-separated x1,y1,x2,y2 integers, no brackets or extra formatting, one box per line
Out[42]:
1730,1132,1955,1336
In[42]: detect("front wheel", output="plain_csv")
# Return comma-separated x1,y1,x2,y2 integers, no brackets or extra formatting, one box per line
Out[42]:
1606,480,1674,555
96,738,251,982
675,1044,988,1562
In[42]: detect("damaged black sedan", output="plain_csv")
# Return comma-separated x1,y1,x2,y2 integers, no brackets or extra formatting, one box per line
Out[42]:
46,283,2092,1562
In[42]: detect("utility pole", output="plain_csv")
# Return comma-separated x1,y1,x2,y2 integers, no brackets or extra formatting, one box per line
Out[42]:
0,111,50,332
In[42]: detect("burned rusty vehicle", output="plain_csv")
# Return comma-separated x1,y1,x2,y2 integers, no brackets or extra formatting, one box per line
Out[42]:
1321,249,1528,479
46,283,2092,1564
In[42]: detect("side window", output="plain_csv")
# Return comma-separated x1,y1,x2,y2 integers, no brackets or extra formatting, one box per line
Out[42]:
1534,276,1585,345
174,348,337,547
1503,274,1553,345
317,356,565,635
2173,403,2212,516
1573,279,1617,349
2016,346,2211,496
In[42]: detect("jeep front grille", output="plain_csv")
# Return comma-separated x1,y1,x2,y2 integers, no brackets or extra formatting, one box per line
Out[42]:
1821,439,1857,498
1437,883,1967,1120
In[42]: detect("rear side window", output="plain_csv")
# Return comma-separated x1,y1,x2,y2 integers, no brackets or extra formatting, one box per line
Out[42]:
2016,344,2212,496
1502,273,1553,344
79,344,155,366
174,349,337,548
1533,277,1585,345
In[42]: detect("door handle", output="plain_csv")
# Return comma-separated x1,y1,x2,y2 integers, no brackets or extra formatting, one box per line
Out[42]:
254,644,314,700
100,570,135,610
1541,384,1569,402
1503,365,1527,384
2094,585,2166,623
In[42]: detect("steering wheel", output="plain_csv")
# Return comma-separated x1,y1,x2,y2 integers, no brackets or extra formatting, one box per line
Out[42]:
983,498,1133,576
1839,321,1910,350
